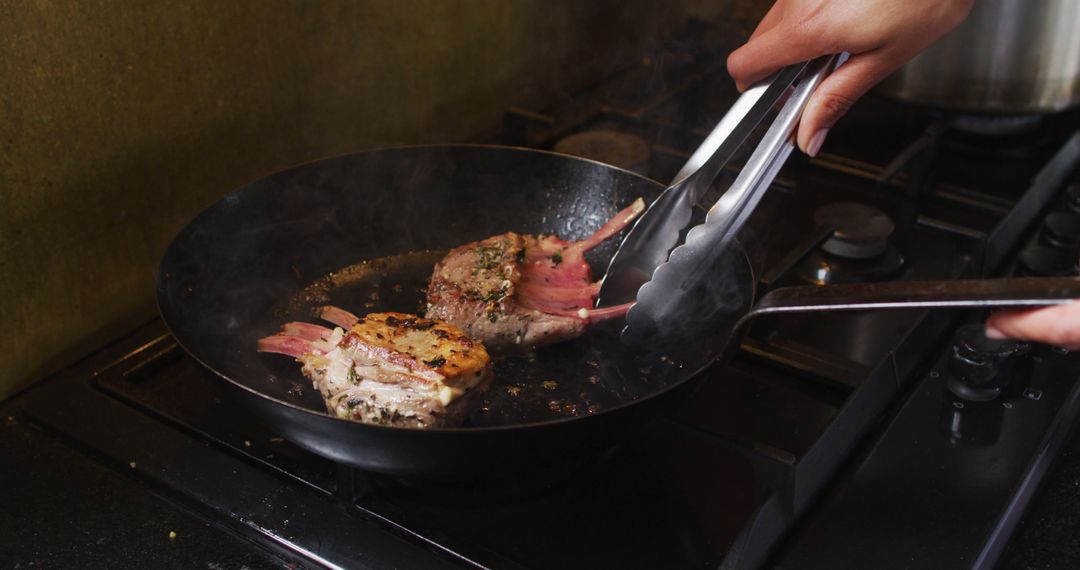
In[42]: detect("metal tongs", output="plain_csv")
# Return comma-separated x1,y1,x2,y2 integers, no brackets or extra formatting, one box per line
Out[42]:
598,54,847,341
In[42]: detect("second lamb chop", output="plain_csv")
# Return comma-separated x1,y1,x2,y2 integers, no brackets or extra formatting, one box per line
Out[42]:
425,198,644,352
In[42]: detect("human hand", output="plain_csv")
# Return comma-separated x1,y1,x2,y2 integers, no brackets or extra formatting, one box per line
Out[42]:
985,303,1080,351
726,0,973,156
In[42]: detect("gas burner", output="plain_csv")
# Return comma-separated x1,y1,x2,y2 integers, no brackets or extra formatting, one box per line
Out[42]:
794,203,906,285
1017,246,1079,277
949,113,1045,137
1041,211,1080,256
935,112,1063,162
814,202,895,259
795,249,907,285
553,130,651,173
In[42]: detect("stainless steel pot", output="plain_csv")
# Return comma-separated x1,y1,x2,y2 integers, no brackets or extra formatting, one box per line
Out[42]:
876,0,1080,113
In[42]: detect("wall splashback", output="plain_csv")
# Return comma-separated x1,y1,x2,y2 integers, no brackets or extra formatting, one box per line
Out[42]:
0,0,760,398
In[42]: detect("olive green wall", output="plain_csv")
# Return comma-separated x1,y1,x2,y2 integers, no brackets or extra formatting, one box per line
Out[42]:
0,0,744,398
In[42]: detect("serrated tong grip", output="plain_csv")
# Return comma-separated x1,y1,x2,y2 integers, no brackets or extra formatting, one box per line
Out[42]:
622,54,846,340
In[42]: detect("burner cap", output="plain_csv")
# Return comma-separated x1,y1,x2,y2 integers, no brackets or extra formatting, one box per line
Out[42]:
813,202,895,259
554,130,651,172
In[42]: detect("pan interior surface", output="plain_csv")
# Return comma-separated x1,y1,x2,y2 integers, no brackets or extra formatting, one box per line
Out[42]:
157,146,751,430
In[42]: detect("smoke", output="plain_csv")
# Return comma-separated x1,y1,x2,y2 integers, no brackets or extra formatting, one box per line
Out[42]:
621,235,753,351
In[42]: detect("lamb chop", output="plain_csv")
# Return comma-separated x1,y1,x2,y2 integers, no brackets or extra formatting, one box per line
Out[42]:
425,199,644,352
258,309,493,428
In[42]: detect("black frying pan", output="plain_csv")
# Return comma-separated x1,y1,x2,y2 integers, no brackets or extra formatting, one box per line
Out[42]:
157,145,753,480
157,145,1080,481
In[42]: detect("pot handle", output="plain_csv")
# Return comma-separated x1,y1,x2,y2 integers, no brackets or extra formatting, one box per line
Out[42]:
742,276,1080,322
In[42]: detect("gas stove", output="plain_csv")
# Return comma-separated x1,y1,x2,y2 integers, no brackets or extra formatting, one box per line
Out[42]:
5,19,1080,570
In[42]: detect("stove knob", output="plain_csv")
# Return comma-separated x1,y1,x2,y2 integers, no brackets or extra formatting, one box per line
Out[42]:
939,396,1003,447
1041,212,1080,255
946,324,1029,402
1017,245,1078,277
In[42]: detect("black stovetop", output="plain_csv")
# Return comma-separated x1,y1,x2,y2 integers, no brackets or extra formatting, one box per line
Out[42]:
4,115,1080,569
4,308,1080,569
5,19,1080,569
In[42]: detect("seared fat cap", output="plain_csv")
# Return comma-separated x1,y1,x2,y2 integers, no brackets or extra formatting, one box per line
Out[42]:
297,312,492,428
340,312,490,391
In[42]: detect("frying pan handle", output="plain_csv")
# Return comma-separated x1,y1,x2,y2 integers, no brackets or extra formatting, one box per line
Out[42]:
741,276,1080,322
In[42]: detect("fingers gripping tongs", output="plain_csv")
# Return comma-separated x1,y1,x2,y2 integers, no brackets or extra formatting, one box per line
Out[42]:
598,54,847,341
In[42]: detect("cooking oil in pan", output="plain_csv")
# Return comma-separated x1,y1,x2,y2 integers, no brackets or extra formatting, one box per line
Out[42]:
272,251,693,428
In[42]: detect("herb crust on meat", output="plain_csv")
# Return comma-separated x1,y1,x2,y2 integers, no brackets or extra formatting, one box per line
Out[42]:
259,310,493,428
425,199,644,352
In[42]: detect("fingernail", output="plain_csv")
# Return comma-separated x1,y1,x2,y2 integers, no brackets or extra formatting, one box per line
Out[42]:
806,128,829,157
985,325,1007,340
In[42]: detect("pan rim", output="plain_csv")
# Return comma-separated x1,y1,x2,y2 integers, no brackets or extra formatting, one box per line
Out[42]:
155,143,751,435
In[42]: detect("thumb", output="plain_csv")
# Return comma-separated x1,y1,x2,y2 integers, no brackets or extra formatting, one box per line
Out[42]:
985,302,1080,350
796,52,897,156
